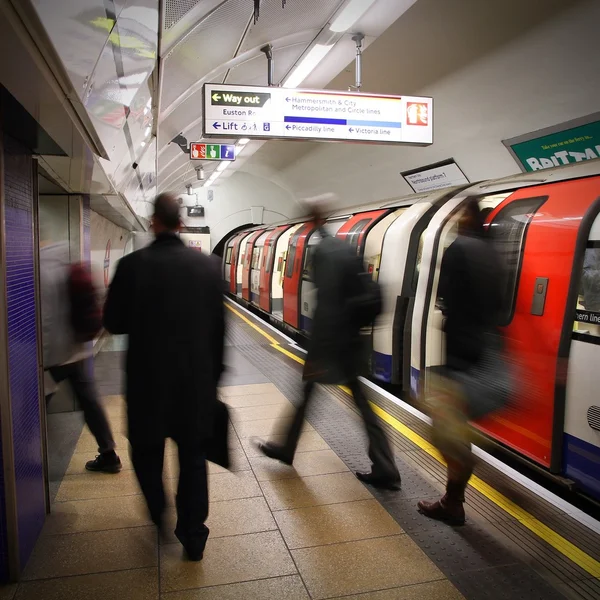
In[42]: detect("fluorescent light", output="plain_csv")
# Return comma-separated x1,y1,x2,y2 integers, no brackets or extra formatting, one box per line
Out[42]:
330,0,377,32
144,126,151,137
238,138,250,145
283,44,334,88
217,161,229,172
140,141,146,147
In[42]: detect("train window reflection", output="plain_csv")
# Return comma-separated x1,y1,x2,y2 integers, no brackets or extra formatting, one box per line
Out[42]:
574,242,600,339
487,196,547,325
343,219,370,254
225,247,233,264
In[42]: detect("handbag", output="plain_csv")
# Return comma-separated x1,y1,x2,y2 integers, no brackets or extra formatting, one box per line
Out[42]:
206,398,231,469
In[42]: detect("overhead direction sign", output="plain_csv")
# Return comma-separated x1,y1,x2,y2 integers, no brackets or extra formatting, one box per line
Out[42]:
203,83,433,145
190,142,236,161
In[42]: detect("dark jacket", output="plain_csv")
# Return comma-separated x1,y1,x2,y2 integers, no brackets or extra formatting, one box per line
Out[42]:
438,234,503,371
103,233,225,446
303,230,362,384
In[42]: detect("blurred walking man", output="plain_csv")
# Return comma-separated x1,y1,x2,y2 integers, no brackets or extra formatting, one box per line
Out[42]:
104,193,225,561
257,196,401,490
40,237,121,473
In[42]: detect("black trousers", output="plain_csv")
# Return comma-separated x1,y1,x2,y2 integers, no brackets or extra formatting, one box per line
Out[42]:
47,361,116,454
282,380,400,480
130,438,209,547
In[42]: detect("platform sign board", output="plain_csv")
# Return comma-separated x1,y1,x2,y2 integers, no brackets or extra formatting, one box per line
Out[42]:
503,113,600,172
401,159,469,193
190,142,236,161
203,83,433,145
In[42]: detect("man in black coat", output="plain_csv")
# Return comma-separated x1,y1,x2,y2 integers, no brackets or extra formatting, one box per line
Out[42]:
103,193,225,561
257,198,401,490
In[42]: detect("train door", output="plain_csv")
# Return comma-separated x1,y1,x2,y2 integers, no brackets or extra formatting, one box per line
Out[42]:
259,225,291,314
299,219,348,333
235,232,252,296
565,205,600,496
224,234,241,290
283,222,314,329
251,230,271,305
229,232,247,294
273,223,302,321
242,230,264,302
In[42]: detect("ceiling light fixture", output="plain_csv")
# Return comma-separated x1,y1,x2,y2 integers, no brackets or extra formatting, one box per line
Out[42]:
329,0,377,32
217,161,230,172
144,126,152,137
238,138,250,145
282,43,334,88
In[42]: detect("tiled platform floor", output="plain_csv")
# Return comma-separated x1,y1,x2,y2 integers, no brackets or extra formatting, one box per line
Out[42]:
5,383,465,600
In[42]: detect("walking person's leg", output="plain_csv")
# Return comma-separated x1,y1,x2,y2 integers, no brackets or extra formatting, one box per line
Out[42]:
258,381,315,464
175,440,209,561
53,360,121,472
418,374,471,524
348,379,401,489
130,440,166,528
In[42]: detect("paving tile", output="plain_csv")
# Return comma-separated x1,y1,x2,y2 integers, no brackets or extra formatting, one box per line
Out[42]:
55,470,141,502
233,417,313,439
223,391,289,408
261,472,373,511
160,531,297,593
327,580,465,599
230,403,295,422
15,567,159,600
161,575,310,600
250,449,349,481
291,535,444,599
165,470,262,504
0,584,16,600
161,497,277,544
274,499,403,549
240,430,329,457
22,527,157,580
43,494,151,535
219,383,279,397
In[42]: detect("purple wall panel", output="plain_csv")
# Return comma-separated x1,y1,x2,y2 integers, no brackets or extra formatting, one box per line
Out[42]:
3,135,44,570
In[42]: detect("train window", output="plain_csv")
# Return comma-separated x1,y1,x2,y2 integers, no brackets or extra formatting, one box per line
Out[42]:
344,219,370,254
225,247,233,264
303,246,316,281
251,247,261,269
286,240,298,278
574,241,600,339
487,196,547,325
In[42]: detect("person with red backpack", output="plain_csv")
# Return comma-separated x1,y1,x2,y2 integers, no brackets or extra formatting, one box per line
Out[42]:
40,240,121,473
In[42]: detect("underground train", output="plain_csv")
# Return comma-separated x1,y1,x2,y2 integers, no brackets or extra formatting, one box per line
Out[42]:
222,161,600,501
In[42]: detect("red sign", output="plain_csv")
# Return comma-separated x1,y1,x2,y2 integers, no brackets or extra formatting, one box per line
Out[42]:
406,102,429,126
190,143,206,159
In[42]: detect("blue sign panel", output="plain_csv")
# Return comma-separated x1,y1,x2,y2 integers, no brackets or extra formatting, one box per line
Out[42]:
221,145,236,160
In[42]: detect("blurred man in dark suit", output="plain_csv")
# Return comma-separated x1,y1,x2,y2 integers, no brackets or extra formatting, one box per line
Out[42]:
104,193,225,561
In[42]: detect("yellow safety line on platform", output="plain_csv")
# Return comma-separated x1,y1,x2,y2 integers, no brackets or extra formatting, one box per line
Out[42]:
225,302,600,578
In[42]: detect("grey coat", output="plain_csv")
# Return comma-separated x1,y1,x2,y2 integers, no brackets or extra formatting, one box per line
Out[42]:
303,231,362,385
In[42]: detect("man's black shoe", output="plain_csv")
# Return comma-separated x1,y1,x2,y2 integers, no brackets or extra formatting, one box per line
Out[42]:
175,529,206,562
356,471,401,491
257,441,294,466
85,451,122,473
